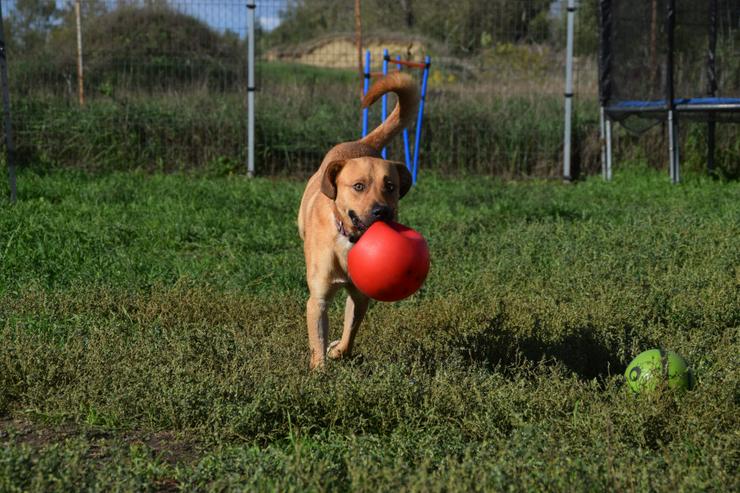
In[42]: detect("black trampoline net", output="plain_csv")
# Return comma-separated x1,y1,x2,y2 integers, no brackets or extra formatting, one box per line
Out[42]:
608,0,669,104
674,1,740,102
601,0,740,131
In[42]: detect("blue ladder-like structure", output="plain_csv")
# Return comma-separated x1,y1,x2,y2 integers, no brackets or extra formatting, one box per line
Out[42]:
362,49,430,185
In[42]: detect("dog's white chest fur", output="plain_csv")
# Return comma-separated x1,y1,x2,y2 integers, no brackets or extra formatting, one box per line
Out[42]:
335,233,352,252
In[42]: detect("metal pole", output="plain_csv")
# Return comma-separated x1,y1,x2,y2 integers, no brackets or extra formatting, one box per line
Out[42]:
707,121,715,175
355,0,363,99
247,1,255,177
75,0,85,106
599,106,606,178
598,0,613,182
397,55,411,170
0,0,16,202
666,0,679,183
673,115,680,183
411,56,430,184
563,0,576,181
381,49,388,159
605,117,613,181
668,110,678,183
362,50,370,137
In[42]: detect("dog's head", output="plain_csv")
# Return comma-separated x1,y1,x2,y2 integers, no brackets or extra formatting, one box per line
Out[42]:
321,157,412,242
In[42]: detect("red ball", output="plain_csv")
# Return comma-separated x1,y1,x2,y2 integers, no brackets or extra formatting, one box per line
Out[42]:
348,221,430,302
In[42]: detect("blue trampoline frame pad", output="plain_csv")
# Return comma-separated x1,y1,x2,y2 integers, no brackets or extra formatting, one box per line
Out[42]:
608,97,740,114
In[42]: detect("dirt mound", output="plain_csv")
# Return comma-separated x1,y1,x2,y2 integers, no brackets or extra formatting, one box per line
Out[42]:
265,34,428,69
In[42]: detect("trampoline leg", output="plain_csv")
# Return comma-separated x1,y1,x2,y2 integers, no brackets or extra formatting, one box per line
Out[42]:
707,120,716,176
605,117,613,182
668,110,680,184
599,107,606,179
675,123,680,183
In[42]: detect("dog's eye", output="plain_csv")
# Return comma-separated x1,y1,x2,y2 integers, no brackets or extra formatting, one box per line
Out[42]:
385,182,395,192
353,183,365,192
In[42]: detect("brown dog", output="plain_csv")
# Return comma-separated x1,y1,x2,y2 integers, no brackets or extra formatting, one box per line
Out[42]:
297,72,420,369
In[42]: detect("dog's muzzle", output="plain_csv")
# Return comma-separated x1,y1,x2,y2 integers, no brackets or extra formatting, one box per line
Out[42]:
349,210,366,230
347,210,366,243
347,206,394,243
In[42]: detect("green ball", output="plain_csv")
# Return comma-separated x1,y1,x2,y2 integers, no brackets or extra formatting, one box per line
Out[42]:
624,349,695,393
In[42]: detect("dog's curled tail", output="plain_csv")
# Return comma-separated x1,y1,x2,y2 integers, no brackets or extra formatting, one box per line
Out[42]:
359,72,419,152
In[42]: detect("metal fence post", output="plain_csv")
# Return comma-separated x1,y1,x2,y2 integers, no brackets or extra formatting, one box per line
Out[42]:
0,0,16,202
247,1,256,177
563,0,576,181
75,0,85,106
381,49,388,159
666,0,679,183
355,0,363,98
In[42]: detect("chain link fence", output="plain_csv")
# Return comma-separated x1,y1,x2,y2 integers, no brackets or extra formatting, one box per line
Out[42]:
4,0,251,173
254,0,601,176
1,0,736,183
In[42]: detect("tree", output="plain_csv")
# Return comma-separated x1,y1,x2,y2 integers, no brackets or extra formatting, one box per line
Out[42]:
9,0,60,51
265,0,554,55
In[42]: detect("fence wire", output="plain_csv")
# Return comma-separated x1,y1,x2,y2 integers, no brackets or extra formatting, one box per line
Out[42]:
4,0,732,180
256,0,600,176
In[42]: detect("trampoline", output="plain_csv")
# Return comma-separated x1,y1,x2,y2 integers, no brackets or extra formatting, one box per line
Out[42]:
598,0,740,182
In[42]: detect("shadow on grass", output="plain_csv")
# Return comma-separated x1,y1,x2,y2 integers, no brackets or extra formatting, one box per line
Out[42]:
456,318,626,381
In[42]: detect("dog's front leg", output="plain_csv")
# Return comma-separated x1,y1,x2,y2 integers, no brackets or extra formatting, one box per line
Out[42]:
306,284,337,370
328,286,370,361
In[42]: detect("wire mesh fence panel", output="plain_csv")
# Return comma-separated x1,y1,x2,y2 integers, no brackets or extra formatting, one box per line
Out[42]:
4,0,250,172
257,0,603,177
2,1,733,179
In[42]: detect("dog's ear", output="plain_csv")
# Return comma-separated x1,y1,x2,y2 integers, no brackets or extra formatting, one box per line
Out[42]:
392,162,412,199
321,160,346,200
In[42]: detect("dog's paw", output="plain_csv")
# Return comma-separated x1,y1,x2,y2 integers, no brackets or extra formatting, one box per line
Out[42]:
326,340,346,360
309,356,326,371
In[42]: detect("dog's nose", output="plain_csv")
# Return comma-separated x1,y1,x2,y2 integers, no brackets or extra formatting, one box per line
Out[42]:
371,204,393,221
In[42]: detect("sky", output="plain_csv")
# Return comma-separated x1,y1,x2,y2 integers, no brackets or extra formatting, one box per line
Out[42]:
2,0,286,35
3,0,569,38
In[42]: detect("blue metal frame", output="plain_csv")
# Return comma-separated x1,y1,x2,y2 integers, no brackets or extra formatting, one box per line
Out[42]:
362,50,371,137
380,49,389,158
362,50,431,185
411,56,430,184
396,55,412,171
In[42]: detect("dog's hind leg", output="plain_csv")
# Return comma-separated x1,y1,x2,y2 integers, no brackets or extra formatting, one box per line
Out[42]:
328,286,370,361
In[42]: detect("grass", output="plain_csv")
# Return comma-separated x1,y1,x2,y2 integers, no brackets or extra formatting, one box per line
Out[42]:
1,165,739,491
10,60,740,178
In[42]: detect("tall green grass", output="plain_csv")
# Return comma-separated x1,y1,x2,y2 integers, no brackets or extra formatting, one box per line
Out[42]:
1,166,738,491
9,62,740,177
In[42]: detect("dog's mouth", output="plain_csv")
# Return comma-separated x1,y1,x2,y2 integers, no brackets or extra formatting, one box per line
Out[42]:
347,210,367,243
347,208,395,242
